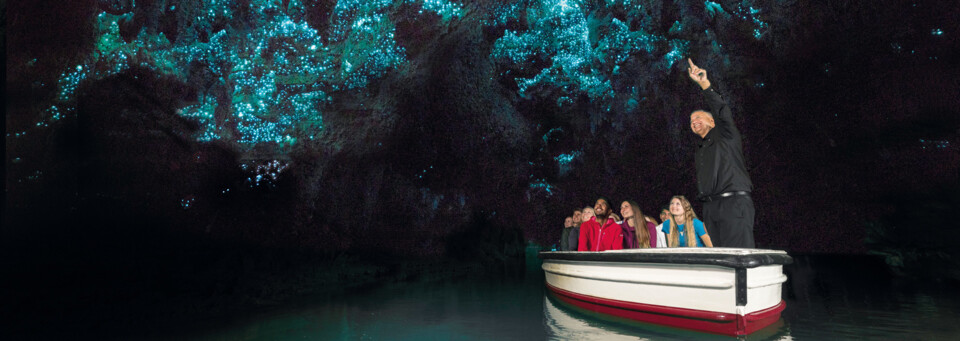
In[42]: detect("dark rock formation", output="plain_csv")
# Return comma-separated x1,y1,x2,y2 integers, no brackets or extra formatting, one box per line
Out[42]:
4,0,959,284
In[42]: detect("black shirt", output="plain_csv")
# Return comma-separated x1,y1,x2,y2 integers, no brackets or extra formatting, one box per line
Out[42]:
695,87,753,201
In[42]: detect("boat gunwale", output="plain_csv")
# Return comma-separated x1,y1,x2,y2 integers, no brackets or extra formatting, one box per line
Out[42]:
539,249,793,269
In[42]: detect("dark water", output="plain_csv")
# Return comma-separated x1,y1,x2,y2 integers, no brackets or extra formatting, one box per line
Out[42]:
165,251,960,340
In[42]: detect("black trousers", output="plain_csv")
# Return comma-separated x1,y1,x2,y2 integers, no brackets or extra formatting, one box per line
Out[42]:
701,195,755,248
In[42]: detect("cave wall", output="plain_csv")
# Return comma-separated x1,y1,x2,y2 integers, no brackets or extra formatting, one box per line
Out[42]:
5,0,959,256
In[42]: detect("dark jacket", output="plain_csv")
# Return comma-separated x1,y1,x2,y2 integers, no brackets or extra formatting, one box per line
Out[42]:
566,226,579,251
695,86,753,201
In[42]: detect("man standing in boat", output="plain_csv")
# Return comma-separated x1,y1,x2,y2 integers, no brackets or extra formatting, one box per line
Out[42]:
685,58,756,248
577,197,624,251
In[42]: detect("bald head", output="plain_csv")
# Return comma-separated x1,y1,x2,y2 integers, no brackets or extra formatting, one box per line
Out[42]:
690,110,716,139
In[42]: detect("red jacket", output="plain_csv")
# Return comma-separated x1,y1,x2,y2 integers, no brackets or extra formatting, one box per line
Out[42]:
577,216,624,251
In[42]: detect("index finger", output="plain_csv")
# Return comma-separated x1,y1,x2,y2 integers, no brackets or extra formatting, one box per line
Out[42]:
687,58,696,68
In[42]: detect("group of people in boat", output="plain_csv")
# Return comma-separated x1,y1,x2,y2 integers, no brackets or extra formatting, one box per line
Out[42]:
558,57,757,251
558,196,711,251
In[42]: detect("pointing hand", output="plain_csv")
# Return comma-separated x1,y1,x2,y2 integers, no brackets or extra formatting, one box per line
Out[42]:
687,58,711,90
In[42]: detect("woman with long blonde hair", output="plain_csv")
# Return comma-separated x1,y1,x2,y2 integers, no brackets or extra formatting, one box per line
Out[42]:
662,196,714,247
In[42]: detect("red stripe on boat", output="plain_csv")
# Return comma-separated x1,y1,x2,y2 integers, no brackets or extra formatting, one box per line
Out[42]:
545,282,785,336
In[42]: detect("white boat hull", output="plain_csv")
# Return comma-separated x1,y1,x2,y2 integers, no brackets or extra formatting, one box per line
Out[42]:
540,248,791,336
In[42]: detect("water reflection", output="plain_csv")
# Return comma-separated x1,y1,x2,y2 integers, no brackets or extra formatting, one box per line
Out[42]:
544,293,655,340
543,293,790,340
164,255,960,340
782,255,960,340
176,268,549,341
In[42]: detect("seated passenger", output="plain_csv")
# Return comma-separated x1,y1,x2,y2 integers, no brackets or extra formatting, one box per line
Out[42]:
560,216,575,251
620,200,657,248
654,206,669,248
570,207,593,251
581,206,595,223
662,196,714,247
578,198,624,251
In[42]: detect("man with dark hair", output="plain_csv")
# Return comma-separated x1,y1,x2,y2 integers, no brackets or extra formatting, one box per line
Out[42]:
685,58,756,248
577,197,624,251
655,206,670,248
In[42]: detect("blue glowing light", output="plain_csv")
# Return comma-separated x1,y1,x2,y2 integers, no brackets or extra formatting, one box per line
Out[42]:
528,179,556,196
704,2,767,39
554,152,579,165
493,0,593,98
180,197,195,209
704,1,726,17
421,0,463,20
664,40,689,68
243,159,290,187
669,21,683,35
39,0,474,150
26,170,43,181
919,139,951,149
555,151,581,176
740,6,768,39
542,128,564,142
493,0,687,103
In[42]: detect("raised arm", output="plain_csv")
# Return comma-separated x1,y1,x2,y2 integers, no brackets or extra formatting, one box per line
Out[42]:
688,58,732,124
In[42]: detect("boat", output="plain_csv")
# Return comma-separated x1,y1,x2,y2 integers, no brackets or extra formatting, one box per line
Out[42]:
539,248,792,336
